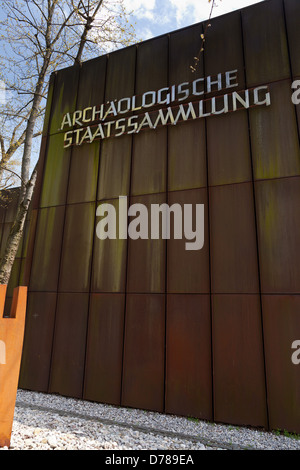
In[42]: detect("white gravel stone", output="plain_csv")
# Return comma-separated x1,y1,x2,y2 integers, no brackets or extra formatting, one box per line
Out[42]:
0,389,298,451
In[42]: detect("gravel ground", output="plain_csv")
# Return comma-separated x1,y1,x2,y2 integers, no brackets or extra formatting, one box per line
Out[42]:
1,389,299,451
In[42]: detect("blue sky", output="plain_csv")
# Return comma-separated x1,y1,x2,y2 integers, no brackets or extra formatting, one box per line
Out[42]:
124,0,265,40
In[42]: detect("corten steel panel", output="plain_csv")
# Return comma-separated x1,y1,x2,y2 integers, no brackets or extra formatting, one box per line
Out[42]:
18,258,28,288
212,294,268,428
207,105,252,186
168,24,207,192
207,110,252,187
204,11,246,91
20,219,33,260
167,189,210,294
169,23,203,85
32,136,48,210
59,202,95,293
104,45,136,102
126,193,166,293
135,36,168,95
121,294,165,412
98,135,132,201
29,206,65,292
20,209,38,287
168,119,207,192
131,127,167,196
67,141,100,204
49,293,89,398
249,81,300,181
19,292,57,392
84,294,125,405
242,0,290,86
255,176,300,294
92,198,127,293
76,55,107,110
131,36,169,197
284,0,300,78
209,183,260,294
262,295,300,434
165,294,212,420
39,133,72,208
42,72,56,137
49,65,80,136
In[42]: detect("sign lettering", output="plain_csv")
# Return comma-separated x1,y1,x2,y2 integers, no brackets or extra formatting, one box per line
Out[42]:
60,69,271,148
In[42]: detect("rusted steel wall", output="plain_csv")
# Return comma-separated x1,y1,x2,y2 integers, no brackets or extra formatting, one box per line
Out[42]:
8,0,299,433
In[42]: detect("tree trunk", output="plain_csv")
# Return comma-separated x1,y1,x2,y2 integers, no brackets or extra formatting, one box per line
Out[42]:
19,89,43,201
0,168,37,285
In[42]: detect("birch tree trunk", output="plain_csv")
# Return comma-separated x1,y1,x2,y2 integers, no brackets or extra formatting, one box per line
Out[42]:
0,167,37,284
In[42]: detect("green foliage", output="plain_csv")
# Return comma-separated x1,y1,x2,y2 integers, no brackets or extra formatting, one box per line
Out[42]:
273,429,300,440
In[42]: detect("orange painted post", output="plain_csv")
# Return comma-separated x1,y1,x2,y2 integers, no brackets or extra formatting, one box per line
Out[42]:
0,285,27,448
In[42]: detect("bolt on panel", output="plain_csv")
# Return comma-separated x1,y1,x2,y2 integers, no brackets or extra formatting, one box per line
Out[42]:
67,140,100,204
29,206,65,292
19,292,57,392
49,65,80,136
168,119,207,192
59,202,95,293
207,110,252,187
98,135,132,201
49,293,89,399
39,133,72,208
104,46,136,103
126,193,167,294
205,10,246,91
255,176,300,294
92,198,127,293
165,294,212,420
84,293,125,405
209,182,260,294
249,81,300,181
131,36,169,197
262,294,300,434
169,23,204,85
284,0,300,78
167,188,210,294
168,23,207,192
76,55,107,110
242,0,290,86
131,127,167,196
121,294,165,412
212,294,268,428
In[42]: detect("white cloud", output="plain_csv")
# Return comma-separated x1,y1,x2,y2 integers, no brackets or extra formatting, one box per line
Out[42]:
168,0,264,26
122,0,265,42
140,27,155,40
123,0,156,20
